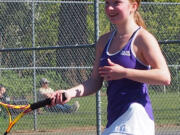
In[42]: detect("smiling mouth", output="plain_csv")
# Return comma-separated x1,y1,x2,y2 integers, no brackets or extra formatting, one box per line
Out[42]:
109,13,118,18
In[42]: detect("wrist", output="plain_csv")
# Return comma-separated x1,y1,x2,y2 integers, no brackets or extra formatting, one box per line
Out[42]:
66,89,77,98
123,68,129,78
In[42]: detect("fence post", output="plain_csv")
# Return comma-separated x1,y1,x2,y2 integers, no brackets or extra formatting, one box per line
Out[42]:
32,0,38,131
176,66,179,93
94,0,101,135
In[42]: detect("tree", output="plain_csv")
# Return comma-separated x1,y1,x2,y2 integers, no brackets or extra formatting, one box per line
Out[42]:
56,0,89,85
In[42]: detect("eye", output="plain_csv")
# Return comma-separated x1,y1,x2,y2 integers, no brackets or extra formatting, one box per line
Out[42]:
114,0,121,6
105,1,109,6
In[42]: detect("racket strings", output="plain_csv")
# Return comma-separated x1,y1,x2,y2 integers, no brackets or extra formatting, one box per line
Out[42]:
0,103,31,134
6,110,27,133
0,98,51,134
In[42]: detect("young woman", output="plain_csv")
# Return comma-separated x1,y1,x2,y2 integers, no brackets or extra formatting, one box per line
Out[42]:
51,0,171,134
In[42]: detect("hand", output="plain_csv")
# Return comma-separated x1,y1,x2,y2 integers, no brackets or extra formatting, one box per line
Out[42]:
50,90,71,105
98,58,127,81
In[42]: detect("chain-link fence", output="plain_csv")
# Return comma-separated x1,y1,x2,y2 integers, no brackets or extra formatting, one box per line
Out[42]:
0,1,180,135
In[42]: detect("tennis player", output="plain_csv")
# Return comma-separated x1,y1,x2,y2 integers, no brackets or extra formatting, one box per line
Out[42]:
51,0,171,134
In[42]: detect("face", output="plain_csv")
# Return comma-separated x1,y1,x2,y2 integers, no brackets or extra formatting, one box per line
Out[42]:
0,87,6,98
42,82,49,88
105,0,136,24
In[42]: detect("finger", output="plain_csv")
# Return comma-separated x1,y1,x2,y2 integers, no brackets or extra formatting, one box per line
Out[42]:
99,68,111,74
55,92,61,104
99,72,109,78
99,71,108,76
49,93,56,106
104,75,111,81
55,91,67,104
99,66,112,70
56,91,67,102
55,93,58,104
99,70,113,78
107,58,116,66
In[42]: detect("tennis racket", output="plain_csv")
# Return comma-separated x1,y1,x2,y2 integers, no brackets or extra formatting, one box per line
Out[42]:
0,98,52,135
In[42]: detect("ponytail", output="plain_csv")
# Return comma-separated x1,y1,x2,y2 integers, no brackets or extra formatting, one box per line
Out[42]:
134,11,146,29
132,0,146,29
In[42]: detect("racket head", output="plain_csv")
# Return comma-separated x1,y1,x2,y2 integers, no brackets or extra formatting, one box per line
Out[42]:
0,98,51,135
0,102,30,135
4,109,28,134
0,104,11,135
0,102,13,134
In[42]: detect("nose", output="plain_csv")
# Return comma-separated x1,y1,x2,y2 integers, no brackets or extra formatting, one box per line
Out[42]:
106,3,116,13
106,4,114,10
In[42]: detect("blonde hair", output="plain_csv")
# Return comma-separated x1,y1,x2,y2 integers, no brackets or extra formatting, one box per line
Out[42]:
130,0,146,29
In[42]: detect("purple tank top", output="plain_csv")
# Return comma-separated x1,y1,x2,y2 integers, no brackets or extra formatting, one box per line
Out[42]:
99,27,154,128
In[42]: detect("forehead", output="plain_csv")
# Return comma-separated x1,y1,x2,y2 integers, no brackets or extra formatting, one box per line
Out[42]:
105,0,130,3
105,0,128,1
0,87,5,90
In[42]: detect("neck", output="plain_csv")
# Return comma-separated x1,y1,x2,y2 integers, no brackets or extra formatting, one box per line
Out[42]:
42,86,48,89
115,19,139,36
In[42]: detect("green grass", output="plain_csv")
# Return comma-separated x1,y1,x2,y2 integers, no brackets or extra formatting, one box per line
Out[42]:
150,92,180,125
0,92,180,134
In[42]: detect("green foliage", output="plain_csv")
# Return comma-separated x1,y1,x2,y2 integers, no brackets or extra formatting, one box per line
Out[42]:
87,4,110,43
0,3,32,48
99,4,111,36
140,3,179,40
0,70,33,96
36,71,68,89
139,2,180,66
0,70,67,97
35,3,60,47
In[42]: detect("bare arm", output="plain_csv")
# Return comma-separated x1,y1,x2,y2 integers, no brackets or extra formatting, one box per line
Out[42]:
65,38,105,98
65,77,103,98
52,34,109,104
125,29,171,85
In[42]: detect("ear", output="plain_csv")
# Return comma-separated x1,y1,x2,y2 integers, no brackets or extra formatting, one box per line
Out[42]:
130,1,138,13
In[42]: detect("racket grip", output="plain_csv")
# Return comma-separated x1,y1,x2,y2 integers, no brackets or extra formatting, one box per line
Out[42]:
31,93,66,110
4,132,7,135
30,98,52,110
62,93,67,101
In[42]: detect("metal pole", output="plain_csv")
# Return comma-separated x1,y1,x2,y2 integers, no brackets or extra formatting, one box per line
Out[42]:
94,0,101,135
176,66,179,93
0,33,2,77
32,0,37,131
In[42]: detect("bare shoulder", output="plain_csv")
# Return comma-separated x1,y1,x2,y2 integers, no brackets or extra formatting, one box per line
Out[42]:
133,28,162,65
96,31,113,53
135,28,159,50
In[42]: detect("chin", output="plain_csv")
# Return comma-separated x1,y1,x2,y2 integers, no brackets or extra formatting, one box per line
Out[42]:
109,18,120,24
110,20,120,25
